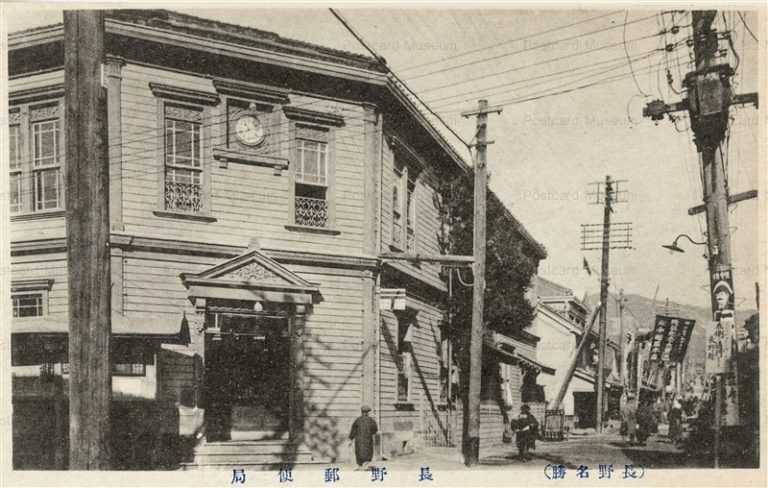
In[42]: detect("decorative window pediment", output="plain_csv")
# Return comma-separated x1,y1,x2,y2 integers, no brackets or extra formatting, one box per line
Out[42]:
283,106,344,127
213,78,290,106
181,249,319,305
149,82,220,106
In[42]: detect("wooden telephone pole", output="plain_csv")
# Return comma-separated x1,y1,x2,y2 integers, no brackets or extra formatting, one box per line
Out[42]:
581,177,631,432
65,10,112,469
643,10,759,468
596,176,612,434
617,289,627,387
461,99,502,466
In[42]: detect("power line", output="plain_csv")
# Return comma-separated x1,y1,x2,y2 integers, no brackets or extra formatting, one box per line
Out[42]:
10,112,376,196
624,10,651,97
416,31,668,97
721,12,741,72
737,11,758,42
433,48,664,112
398,9,624,73
442,52,686,113
328,8,470,151
407,12,661,82
426,47,663,107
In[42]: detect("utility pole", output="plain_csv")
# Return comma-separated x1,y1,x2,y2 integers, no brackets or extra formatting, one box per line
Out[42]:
617,289,626,388
65,10,112,469
643,9,759,468
581,178,631,433
461,99,502,466
596,175,612,434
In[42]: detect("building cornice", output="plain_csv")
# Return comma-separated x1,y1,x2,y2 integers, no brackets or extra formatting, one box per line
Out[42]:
11,234,380,271
11,238,67,256
9,83,64,104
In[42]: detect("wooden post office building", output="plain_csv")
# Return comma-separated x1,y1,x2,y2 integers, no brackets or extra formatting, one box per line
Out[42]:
7,10,547,469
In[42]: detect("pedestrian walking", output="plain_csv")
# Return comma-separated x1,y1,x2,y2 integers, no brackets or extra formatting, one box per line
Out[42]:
636,399,656,446
349,405,378,470
668,399,683,444
510,404,539,462
622,394,638,446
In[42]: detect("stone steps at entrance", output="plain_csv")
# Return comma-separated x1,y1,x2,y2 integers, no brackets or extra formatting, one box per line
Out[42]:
182,441,335,470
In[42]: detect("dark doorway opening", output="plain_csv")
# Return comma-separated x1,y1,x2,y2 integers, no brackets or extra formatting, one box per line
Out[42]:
573,391,596,428
204,314,290,441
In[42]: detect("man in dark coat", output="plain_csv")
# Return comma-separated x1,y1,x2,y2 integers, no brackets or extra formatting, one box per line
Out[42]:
349,405,378,469
511,404,538,462
636,400,656,446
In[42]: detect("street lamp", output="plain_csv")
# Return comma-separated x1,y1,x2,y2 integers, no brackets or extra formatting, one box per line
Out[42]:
661,233,708,253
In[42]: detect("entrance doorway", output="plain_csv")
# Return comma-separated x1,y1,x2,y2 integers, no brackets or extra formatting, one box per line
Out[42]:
204,313,290,441
573,391,596,428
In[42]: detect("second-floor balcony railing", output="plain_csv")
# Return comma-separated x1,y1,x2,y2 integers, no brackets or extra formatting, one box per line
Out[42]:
295,195,328,228
165,181,203,213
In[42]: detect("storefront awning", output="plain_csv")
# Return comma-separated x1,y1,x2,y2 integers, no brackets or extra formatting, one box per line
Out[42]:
483,337,556,375
11,313,190,344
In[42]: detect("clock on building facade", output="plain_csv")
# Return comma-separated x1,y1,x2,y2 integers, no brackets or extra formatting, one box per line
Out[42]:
234,113,266,147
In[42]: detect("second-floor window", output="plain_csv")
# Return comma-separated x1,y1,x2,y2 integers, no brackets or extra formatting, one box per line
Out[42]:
392,168,403,248
294,126,330,228
391,161,417,252
164,105,204,213
8,100,64,214
32,117,63,211
406,177,416,252
396,313,414,402
9,123,21,213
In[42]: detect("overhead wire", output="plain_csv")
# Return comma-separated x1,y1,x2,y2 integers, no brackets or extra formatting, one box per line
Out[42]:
406,12,662,82
328,8,471,151
398,9,624,74
417,31,667,97
441,51,688,113
624,10,651,97
10,116,377,203
430,48,664,111
721,12,741,73
737,12,758,42
10,103,382,195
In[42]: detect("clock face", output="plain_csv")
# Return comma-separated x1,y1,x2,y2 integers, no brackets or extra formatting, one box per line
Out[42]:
235,114,266,146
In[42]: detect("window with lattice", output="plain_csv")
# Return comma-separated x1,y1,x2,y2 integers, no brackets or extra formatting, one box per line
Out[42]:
294,125,330,228
164,105,204,213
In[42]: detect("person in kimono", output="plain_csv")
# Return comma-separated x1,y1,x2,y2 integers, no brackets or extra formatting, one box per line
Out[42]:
622,394,638,445
349,405,378,470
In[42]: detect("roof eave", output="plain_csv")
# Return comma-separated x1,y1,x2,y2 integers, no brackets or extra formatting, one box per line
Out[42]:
384,76,470,175
8,20,390,87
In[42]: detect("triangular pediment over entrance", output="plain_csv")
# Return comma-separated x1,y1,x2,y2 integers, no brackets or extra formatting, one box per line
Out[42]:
180,249,319,305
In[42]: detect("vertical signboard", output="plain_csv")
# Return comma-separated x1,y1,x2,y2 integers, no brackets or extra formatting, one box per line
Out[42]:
706,267,740,425
644,316,696,391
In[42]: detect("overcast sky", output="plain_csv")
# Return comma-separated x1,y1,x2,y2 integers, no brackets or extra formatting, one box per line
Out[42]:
4,5,762,310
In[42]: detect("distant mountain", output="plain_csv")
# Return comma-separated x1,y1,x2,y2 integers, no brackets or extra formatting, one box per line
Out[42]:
585,293,757,368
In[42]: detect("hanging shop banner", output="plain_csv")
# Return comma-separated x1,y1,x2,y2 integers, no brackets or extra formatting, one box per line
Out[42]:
648,315,696,364
648,317,670,363
665,318,696,363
